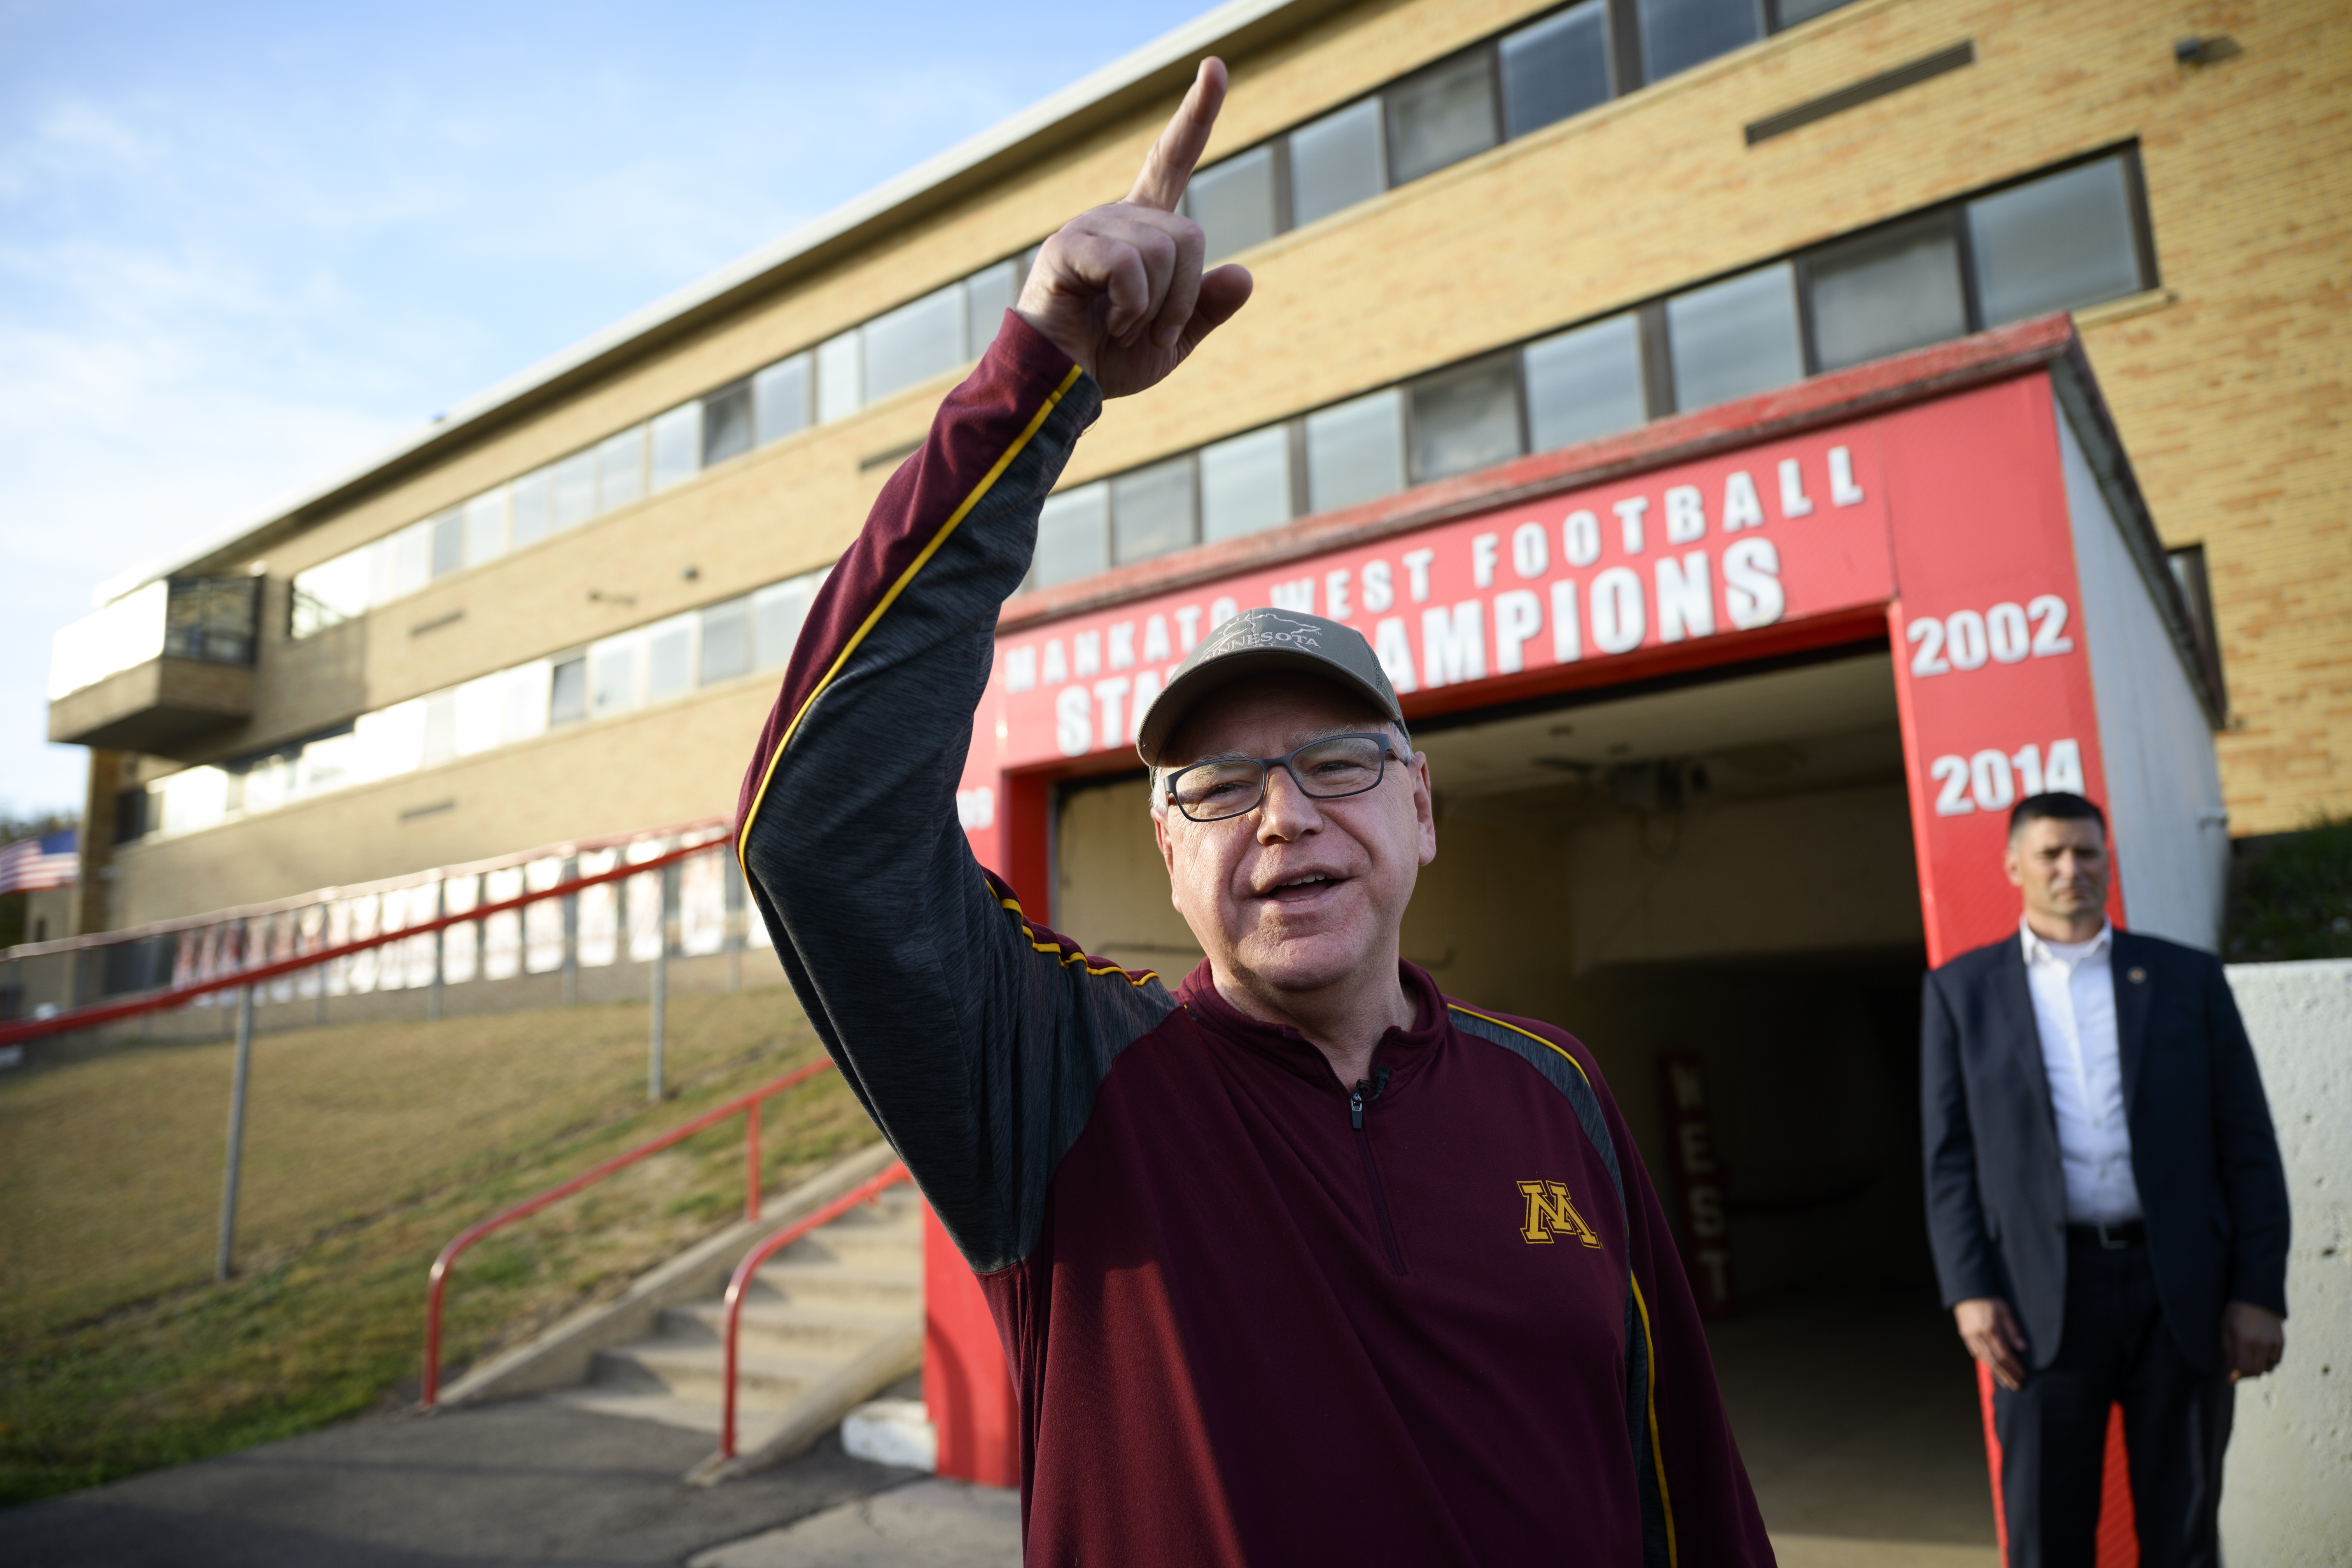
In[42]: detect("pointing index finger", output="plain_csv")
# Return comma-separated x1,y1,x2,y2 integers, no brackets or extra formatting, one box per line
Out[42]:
1126,58,1227,213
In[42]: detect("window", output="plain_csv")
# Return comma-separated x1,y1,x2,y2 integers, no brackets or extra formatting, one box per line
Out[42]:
700,596,751,684
1388,53,1499,186
1969,156,2147,327
511,467,552,548
596,426,646,512
2166,544,2226,707
588,634,642,717
1410,356,1522,482
1200,426,1294,542
429,509,464,579
552,450,597,531
695,380,751,468
1306,389,1406,513
390,521,431,597
1112,457,1197,566
1807,215,1967,372
754,355,811,445
550,656,588,725
1774,0,1859,25
502,661,551,744
752,573,823,671
290,552,370,637
1032,484,1110,589
644,614,696,703
650,403,702,493
1289,100,1386,228
865,285,965,403
462,488,508,567
963,260,1020,355
1638,0,1762,84
1525,313,1646,449
1187,145,1279,265
1501,2,1612,138
1666,262,1804,411
816,331,862,423
453,674,503,757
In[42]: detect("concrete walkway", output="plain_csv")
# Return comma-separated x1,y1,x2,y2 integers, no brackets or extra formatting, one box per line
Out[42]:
1711,1275,2000,1568
0,1398,922,1566
690,1479,1019,1567
5,1272,1999,1567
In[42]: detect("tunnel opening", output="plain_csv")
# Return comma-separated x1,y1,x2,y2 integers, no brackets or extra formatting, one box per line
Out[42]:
1049,644,1996,1549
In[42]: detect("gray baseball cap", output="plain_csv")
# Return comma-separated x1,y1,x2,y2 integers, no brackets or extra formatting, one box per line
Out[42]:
1134,607,1409,766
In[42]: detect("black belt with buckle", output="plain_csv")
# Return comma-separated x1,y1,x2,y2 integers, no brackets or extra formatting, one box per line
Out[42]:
2068,1220,2146,1248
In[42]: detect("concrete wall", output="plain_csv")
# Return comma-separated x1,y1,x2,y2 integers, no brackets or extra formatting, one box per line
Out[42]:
1567,784,1923,973
2219,958,2352,1565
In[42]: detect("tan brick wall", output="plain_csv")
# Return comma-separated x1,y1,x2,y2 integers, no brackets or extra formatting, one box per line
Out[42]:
107,0,2349,924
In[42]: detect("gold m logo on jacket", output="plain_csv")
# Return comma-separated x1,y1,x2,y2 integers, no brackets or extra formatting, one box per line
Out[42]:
1518,1180,1602,1247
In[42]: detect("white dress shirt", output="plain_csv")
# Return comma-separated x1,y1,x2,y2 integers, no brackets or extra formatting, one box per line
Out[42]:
2021,918,2142,1224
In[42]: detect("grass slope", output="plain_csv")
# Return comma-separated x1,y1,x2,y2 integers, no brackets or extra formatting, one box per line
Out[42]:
0,986,876,1507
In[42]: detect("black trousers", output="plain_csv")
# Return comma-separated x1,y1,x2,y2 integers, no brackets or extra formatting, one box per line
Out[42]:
1993,1236,2234,1568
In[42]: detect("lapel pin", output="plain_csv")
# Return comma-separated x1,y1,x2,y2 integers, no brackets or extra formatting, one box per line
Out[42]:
2128,967,2147,984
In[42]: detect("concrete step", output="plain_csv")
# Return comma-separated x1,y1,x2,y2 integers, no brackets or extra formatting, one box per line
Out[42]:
560,1161,927,1479
551,1386,790,1446
590,1337,839,1408
659,1299,913,1360
742,1259,922,1311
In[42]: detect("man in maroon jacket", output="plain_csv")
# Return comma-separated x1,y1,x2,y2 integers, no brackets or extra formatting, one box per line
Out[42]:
737,59,1773,1567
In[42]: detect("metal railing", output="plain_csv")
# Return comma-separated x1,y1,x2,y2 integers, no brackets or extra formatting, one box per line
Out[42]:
0,815,742,1029
421,1056,844,1408
717,1160,915,1461
0,833,728,1048
0,831,753,1283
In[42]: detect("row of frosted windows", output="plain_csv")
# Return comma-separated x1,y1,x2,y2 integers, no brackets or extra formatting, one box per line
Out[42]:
142,567,828,841
1183,0,1858,264
282,0,1859,641
1033,151,2152,591
159,835,755,1014
287,256,1022,640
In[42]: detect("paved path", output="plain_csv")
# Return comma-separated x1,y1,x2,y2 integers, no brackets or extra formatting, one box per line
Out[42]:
690,1479,1019,1567
0,1398,931,1566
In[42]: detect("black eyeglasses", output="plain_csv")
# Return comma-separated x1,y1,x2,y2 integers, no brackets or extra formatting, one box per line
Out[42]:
1162,733,1400,823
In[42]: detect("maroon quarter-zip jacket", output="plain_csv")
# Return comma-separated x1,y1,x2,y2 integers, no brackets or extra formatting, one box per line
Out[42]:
737,314,1774,1567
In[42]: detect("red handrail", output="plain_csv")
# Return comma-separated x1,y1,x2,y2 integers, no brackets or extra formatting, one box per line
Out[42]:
718,1160,915,1460
0,834,726,1048
421,1057,839,1408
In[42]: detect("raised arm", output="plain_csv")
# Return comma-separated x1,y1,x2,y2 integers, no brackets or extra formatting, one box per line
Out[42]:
735,62,1251,1273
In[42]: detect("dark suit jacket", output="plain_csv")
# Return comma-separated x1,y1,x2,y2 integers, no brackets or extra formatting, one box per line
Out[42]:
1921,926,2289,1372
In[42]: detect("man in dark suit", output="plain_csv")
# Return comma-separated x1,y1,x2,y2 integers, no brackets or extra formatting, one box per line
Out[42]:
1921,791,2290,1567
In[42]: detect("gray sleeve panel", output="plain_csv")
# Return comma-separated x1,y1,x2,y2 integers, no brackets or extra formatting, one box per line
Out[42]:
742,374,1177,1276
1447,1005,1626,1234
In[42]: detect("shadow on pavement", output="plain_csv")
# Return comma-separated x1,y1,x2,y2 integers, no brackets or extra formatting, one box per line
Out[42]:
1,1397,919,1567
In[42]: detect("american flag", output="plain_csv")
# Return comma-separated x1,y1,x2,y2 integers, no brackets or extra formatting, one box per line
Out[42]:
0,830,77,895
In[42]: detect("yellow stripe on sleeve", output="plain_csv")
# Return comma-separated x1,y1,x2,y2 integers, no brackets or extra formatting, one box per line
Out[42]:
736,363,1088,873
1629,1274,1681,1568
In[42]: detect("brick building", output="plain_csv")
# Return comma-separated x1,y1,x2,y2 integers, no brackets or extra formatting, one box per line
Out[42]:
48,0,2344,934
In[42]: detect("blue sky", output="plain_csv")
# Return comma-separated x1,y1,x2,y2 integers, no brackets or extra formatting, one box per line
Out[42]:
0,0,1205,816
